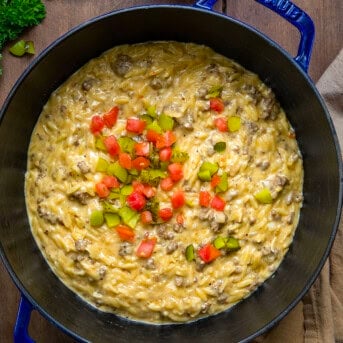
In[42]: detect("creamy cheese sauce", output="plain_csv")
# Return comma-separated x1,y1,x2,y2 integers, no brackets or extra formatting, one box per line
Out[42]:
25,42,303,323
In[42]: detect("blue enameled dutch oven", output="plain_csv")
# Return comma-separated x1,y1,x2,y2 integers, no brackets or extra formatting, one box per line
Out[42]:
0,0,342,342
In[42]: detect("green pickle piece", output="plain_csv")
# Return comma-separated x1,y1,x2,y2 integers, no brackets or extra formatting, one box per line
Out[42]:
226,237,240,251
118,137,135,155
215,172,228,193
121,185,133,195
197,170,211,181
146,105,157,117
119,206,139,228
185,244,195,261
95,137,107,151
199,161,219,176
228,116,241,132
104,213,120,228
146,120,162,134
140,114,154,125
95,157,109,172
213,236,227,249
214,142,226,153
9,40,26,56
90,210,104,227
254,188,273,204
107,162,128,183
102,201,118,213
158,113,174,131
25,41,35,54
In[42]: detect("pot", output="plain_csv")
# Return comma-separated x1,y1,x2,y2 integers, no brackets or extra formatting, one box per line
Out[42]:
0,1,342,342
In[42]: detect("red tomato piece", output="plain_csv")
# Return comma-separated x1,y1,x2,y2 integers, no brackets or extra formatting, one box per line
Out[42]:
168,163,183,182
134,142,150,156
143,185,156,198
141,211,153,224
102,175,119,189
159,147,172,162
126,118,146,134
199,191,211,207
164,131,176,147
90,115,105,134
104,135,120,156
211,174,221,188
127,191,146,211
155,134,166,149
214,117,228,132
160,177,174,191
115,225,135,242
136,237,157,258
211,195,226,211
146,130,160,143
119,153,132,169
132,180,145,194
176,213,184,225
158,207,173,221
198,243,221,263
132,157,150,170
171,190,185,209
95,182,110,198
103,106,119,128
210,98,225,113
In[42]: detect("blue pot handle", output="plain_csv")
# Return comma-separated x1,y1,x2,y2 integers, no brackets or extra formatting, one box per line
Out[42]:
14,296,35,343
194,0,315,72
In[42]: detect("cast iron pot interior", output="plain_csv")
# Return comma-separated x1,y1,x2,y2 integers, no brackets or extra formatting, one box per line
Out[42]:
0,6,342,343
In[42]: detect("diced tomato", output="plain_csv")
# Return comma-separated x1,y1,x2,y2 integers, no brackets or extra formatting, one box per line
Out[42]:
115,225,135,242
210,98,225,113
136,237,157,258
158,208,173,221
171,190,185,209
164,131,176,147
198,243,221,263
214,117,228,132
143,185,156,198
146,130,160,143
95,182,110,198
155,134,166,149
103,106,119,128
119,153,132,169
132,180,145,194
104,135,120,156
126,118,146,134
127,191,146,211
199,191,211,207
159,147,172,162
176,213,184,225
134,142,150,156
160,177,174,191
211,174,221,188
132,157,150,170
168,163,183,182
141,211,153,224
90,115,105,134
102,175,119,189
211,195,226,211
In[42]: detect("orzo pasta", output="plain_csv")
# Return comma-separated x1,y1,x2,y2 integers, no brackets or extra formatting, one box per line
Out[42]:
25,42,303,323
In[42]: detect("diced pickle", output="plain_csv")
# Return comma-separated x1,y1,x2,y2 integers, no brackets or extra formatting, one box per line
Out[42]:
104,213,120,228
107,162,128,183
197,170,211,181
215,172,228,193
121,185,133,195
158,113,174,131
199,161,219,176
146,120,162,134
228,116,241,132
185,244,195,261
95,158,109,172
254,188,273,204
118,137,135,155
214,142,226,153
90,210,104,227
226,237,240,251
95,137,107,151
213,236,227,249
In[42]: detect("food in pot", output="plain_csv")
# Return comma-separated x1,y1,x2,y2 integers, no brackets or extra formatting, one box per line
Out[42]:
25,42,303,323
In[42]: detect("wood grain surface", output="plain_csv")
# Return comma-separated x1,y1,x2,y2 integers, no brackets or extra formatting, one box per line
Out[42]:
0,1,341,342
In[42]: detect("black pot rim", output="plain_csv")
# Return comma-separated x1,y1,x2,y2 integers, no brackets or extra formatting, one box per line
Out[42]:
1,4,342,343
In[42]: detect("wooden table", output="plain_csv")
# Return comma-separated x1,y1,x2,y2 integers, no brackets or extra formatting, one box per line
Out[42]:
0,1,341,342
